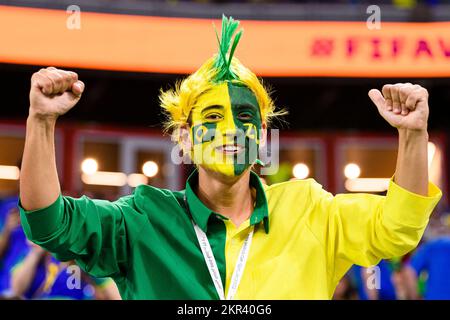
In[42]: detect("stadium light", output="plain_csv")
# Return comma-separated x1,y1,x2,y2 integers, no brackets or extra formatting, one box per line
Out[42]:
142,161,158,177
344,163,361,179
81,158,98,175
292,163,309,179
82,171,127,186
345,178,390,192
128,173,148,187
0,165,20,180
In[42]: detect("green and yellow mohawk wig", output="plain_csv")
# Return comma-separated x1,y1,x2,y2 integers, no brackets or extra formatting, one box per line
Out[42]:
160,15,279,142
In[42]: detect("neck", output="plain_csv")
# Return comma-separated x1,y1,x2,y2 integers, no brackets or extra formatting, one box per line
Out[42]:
197,167,254,227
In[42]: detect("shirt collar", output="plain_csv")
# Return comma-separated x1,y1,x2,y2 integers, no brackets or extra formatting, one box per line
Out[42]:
184,169,269,234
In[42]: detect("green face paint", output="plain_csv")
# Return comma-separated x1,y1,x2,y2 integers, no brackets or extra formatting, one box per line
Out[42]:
227,82,262,176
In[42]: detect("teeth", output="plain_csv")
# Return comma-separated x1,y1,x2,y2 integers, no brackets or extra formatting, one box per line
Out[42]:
224,146,238,151
220,145,241,152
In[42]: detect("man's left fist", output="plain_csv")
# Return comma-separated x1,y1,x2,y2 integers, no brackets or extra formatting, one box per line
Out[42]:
368,83,429,131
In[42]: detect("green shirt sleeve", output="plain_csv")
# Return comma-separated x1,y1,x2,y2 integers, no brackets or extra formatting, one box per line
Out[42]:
19,194,144,280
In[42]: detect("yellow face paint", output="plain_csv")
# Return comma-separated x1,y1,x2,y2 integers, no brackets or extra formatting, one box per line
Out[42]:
190,82,262,177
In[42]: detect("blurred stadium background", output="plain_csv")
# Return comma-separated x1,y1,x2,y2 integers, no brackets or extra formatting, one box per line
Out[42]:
0,0,449,300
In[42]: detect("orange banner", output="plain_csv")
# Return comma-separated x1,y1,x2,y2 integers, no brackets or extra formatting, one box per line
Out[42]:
1,5,450,77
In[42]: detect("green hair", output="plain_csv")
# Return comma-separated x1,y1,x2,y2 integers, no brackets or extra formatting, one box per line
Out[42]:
213,15,243,83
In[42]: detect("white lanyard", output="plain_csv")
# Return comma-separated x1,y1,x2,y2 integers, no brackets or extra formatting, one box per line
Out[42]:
192,221,253,300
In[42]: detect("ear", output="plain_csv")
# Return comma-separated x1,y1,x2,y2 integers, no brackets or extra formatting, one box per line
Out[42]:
179,125,192,155
259,122,268,148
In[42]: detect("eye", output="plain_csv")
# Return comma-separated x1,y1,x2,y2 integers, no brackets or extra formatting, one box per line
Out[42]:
205,113,223,122
238,112,252,121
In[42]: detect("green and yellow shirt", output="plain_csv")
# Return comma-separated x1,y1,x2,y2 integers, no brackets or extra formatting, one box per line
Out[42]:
19,170,442,299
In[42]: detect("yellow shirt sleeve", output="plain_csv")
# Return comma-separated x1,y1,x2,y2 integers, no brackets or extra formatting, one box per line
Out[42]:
307,178,442,284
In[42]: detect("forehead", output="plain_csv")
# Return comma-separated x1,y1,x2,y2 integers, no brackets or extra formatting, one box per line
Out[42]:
228,83,259,108
194,82,259,110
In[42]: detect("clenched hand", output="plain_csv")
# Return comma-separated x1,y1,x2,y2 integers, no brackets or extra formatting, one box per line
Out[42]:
29,67,84,120
369,83,429,131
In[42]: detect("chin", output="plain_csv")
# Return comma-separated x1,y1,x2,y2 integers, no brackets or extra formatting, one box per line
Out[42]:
199,164,250,180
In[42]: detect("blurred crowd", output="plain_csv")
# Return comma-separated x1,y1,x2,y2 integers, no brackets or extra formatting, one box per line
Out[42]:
334,218,450,300
0,186,121,300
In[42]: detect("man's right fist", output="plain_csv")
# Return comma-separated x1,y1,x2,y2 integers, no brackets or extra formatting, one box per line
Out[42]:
29,67,84,120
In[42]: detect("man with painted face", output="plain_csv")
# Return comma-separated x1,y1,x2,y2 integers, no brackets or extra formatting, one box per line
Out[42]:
19,16,441,299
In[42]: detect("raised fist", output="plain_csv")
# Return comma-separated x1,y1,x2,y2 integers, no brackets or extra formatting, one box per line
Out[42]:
29,67,85,120
369,83,429,131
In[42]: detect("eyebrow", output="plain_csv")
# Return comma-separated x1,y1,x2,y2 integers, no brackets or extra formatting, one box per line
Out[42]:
200,105,224,114
234,103,258,111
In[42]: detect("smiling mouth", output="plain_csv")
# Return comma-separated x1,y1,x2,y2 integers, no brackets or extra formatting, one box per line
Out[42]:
216,144,244,154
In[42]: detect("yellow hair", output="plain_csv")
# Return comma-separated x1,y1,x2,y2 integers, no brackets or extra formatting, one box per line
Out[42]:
159,54,281,142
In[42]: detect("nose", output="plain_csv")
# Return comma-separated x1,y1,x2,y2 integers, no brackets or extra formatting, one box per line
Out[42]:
222,108,236,129
221,128,246,145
